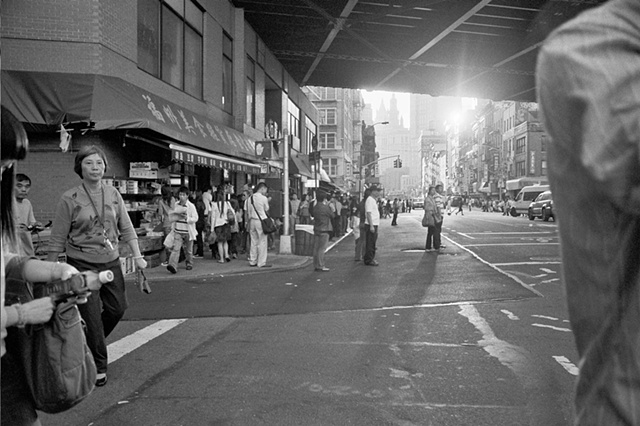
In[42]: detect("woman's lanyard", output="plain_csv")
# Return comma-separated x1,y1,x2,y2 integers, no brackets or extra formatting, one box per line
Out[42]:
82,183,114,251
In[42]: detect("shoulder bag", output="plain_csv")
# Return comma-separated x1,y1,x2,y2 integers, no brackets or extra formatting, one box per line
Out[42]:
4,260,97,414
251,195,277,234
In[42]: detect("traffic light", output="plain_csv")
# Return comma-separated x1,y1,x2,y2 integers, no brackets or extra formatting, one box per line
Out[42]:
398,159,402,168
393,158,402,168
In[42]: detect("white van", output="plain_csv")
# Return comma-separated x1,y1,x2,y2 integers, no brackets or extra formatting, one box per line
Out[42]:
510,185,549,216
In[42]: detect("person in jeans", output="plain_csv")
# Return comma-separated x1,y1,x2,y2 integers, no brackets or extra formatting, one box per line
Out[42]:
47,145,147,387
167,186,198,274
312,192,333,271
364,184,382,266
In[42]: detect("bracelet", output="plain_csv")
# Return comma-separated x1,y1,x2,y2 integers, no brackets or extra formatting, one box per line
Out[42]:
12,304,26,328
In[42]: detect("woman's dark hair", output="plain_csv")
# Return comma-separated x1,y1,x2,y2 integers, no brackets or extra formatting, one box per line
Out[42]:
161,185,174,203
74,145,109,178
2,106,29,249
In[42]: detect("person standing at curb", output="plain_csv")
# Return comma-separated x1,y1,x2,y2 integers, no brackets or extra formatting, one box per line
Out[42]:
246,182,271,268
434,184,446,250
312,192,333,272
364,184,381,266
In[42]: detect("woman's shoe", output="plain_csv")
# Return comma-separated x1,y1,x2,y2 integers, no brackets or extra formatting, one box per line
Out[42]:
225,257,231,262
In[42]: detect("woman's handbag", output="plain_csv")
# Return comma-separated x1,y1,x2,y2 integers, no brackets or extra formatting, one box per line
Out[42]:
422,211,435,227
251,196,277,234
4,264,96,414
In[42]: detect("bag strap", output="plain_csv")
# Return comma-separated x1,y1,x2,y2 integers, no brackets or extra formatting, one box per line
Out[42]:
251,195,264,221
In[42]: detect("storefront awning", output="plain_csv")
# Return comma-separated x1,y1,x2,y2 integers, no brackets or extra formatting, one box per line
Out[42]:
1,70,259,163
290,154,313,178
169,144,260,174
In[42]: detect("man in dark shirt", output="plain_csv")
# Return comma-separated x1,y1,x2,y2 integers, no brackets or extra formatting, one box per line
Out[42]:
312,192,333,271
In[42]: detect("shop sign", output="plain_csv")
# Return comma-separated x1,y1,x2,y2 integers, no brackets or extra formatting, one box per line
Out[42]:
171,149,259,173
141,93,255,155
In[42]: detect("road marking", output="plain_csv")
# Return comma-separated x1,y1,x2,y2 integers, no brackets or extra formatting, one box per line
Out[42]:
108,319,187,364
326,230,351,252
327,340,463,348
456,232,476,239
532,314,559,321
531,323,572,332
443,235,543,297
465,243,559,247
493,261,562,266
540,268,556,273
553,356,579,376
501,309,520,320
464,232,555,235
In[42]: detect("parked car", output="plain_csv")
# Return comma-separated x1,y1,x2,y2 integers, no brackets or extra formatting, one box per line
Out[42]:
412,197,424,209
528,190,554,221
510,185,550,216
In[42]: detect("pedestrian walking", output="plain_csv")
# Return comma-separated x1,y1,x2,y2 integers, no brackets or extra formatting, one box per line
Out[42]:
364,184,382,266
194,190,206,258
391,198,399,226
311,192,333,271
537,2,640,421
210,190,234,264
167,186,198,273
46,145,147,387
351,193,367,261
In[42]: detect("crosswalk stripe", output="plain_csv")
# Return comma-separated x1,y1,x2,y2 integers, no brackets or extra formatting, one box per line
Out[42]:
553,356,579,376
107,319,187,363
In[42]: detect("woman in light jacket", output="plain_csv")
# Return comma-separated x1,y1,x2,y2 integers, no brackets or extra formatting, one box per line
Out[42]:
210,191,235,263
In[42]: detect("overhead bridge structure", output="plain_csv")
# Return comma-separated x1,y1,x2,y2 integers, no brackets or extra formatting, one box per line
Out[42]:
233,0,605,101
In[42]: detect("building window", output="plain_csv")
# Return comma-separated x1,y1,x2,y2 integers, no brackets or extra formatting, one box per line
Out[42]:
540,135,547,152
515,136,526,154
138,0,203,98
323,158,338,176
305,116,315,154
515,160,526,177
222,32,233,113
322,87,337,99
246,56,255,127
541,160,547,176
319,108,336,125
320,133,336,149
288,99,300,138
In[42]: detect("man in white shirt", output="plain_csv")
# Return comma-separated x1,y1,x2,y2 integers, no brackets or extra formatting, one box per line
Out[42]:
245,182,271,268
434,184,446,250
202,186,213,218
364,184,382,266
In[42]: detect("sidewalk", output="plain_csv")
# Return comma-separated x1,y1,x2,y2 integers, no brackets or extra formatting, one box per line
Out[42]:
126,231,353,283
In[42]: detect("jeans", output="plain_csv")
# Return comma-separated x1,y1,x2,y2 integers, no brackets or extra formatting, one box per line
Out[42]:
249,219,268,266
1,351,40,426
355,224,366,261
195,222,204,256
434,221,442,249
364,225,378,264
313,232,330,269
68,257,127,374
169,232,193,270
425,225,438,249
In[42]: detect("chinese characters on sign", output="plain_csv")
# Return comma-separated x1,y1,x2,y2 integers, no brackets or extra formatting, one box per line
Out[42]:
142,92,255,154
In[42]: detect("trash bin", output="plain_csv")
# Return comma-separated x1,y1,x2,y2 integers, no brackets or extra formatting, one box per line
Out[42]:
294,224,314,256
